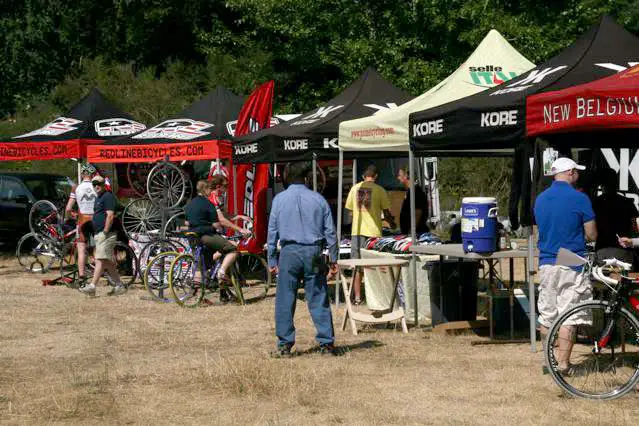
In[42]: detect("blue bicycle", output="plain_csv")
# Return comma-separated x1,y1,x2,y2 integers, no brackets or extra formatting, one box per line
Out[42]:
168,231,271,307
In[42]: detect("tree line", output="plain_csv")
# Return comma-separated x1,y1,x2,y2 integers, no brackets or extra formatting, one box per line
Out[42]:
1,0,637,209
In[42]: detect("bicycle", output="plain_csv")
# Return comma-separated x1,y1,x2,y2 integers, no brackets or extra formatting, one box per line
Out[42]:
545,250,639,400
168,231,270,307
23,199,139,288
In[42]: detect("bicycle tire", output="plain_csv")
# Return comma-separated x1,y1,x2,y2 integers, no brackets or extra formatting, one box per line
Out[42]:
226,264,245,305
143,251,181,303
169,253,205,308
29,200,63,244
146,162,186,208
122,198,163,241
235,252,270,302
16,232,57,273
127,163,154,198
545,301,639,400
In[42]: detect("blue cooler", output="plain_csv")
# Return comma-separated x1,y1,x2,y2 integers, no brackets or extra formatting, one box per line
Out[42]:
461,197,498,253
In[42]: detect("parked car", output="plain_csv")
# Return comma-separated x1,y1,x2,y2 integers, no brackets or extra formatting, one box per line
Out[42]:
0,173,73,243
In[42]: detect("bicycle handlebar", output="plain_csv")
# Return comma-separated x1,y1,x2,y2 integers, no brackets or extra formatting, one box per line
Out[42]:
591,258,633,288
601,258,632,271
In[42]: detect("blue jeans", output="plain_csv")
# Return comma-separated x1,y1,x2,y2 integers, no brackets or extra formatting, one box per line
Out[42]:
275,244,334,347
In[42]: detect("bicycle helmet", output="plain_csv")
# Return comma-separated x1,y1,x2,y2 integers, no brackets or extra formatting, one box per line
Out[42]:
81,163,97,176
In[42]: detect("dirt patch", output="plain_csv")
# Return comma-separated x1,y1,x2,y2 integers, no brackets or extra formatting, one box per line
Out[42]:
0,256,637,424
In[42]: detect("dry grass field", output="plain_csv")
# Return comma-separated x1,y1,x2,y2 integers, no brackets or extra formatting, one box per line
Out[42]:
1,254,638,425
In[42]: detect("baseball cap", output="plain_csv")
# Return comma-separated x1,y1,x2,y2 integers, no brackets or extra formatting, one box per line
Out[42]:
91,175,105,184
550,157,586,175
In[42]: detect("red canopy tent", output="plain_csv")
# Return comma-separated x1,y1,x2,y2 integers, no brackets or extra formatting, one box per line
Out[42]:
0,88,145,161
527,65,639,137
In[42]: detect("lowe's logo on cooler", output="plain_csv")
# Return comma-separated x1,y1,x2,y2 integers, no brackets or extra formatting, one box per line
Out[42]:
283,139,308,151
464,207,479,216
412,119,443,137
235,143,258,155
469,65,518,87
480,110,518,127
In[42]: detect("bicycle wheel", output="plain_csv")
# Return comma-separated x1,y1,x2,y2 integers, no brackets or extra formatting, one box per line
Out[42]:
143,251,181,303
545,301,639,400
16,232,57,273
89,242,139,287
122,198,163,241
235,252,270,302
169,253,205,308
29,200,63,243
163,211,186,235
226,264,245,305
146,162,186,208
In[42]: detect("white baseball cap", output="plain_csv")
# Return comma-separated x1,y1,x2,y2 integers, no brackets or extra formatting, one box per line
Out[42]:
550,157,585,175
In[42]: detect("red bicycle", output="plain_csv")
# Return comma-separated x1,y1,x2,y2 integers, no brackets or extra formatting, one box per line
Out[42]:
545,253,639,400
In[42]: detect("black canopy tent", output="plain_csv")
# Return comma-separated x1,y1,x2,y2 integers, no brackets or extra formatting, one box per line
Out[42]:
232,67,414,164
0,88,145,162
406,15,639,351
88,86,245,163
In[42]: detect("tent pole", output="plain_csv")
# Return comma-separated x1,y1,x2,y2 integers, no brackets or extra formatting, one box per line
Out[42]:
233,164,238,217
528,227,536,352
352,159,357,187
336,150,344,308
409,150,418,327
312,154,318,191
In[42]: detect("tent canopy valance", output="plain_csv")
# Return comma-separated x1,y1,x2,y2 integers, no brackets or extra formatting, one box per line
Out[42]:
338,30,534,153
87,86,244,163
232,68,413,164
526,64,639,147
0,88,145,161
409,15,639,155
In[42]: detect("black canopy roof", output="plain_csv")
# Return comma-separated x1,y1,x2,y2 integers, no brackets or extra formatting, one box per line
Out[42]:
233,68,413,163
409,15,639,154
105,86,245,145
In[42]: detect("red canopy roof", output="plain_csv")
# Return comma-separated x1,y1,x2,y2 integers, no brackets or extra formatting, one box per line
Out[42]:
527,65,639,137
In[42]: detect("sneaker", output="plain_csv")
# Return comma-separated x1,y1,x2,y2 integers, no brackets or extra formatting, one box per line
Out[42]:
78,283,96,296
108,285,127,296
271,343,294,358
318,343,341,356
219,289,230,304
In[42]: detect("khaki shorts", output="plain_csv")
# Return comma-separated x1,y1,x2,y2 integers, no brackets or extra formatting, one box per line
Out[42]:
94,231,117,261
538,265,592,328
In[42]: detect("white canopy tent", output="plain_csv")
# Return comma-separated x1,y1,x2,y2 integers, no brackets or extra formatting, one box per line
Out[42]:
338,30,534,152
335,30,536,335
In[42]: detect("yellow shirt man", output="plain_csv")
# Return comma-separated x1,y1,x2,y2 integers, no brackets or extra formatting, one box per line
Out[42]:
345,180,391,237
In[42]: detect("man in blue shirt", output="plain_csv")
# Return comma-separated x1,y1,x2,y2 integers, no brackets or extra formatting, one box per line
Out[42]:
534,157,597,373
268,162,338,357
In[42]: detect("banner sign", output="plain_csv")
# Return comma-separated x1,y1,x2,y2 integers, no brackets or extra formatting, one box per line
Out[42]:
0,140,81,161
234,81,274,254
86,141,216,163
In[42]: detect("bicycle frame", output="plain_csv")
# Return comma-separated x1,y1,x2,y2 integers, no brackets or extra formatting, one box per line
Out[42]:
594,273,639,351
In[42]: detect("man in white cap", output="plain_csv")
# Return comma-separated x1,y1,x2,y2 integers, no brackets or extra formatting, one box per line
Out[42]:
534,157,597,373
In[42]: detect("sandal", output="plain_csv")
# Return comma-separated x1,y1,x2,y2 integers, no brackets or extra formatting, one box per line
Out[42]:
353,298,362,306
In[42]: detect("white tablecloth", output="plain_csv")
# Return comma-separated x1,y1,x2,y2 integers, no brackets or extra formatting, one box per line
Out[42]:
360,249,439,324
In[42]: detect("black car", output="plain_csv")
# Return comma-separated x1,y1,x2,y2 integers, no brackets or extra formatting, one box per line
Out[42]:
0,173,73,243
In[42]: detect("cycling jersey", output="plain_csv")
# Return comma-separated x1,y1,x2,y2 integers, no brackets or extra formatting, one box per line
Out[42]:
71,180,98,215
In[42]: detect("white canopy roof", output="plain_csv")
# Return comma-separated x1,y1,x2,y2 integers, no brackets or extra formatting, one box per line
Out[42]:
338,30,535,152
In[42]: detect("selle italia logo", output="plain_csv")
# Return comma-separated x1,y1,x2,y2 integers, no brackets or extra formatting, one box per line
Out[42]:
469,65,518,87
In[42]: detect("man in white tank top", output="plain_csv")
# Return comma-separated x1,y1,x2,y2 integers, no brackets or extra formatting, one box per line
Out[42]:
65,163,98,282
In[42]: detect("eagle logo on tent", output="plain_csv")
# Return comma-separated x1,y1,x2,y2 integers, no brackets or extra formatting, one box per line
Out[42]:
13,117,83,138
95,119,146,137
132,119,214,140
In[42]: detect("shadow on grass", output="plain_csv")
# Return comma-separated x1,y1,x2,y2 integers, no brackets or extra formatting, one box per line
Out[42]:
299,339,385,357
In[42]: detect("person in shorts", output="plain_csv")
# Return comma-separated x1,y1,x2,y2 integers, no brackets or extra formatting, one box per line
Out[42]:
534,157,597,372
65,163,98,283
79,176,126,297
345,165,395,304
184,180,240,303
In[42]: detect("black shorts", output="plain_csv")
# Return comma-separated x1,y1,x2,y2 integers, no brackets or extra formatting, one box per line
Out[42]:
201,234,236,254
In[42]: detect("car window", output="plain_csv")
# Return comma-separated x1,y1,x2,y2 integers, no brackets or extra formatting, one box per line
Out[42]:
1,178,28,201
22,179,50,200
